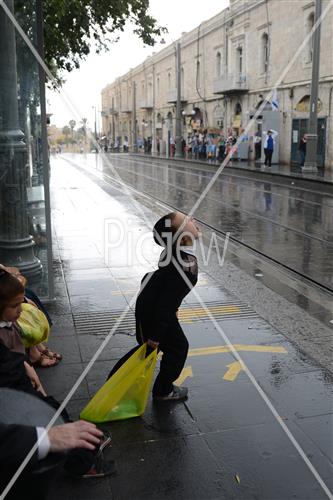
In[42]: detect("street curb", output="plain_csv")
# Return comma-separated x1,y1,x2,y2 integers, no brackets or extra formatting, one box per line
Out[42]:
129,153,333,192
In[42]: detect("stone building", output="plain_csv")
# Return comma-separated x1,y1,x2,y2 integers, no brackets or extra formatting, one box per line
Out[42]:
101,0,333,169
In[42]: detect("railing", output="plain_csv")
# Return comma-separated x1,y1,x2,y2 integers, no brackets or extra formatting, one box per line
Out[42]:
213,73,249,94
167,88,187,103
139,98,153,109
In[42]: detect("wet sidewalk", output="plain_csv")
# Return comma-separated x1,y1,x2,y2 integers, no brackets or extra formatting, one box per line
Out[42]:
131,152,333,186
44,157,333,500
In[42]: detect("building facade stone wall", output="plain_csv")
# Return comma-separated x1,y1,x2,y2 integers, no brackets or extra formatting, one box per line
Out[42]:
101,0,333,169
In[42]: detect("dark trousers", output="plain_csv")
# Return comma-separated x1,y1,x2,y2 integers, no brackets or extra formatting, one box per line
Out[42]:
264,148,273,166
107,318,189,398
153,321,188,397
255,143,261,160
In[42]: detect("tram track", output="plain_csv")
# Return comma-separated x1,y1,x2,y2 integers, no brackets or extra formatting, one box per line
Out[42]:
63,154,333,296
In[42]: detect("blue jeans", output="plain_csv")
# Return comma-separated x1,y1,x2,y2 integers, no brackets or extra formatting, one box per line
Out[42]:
300,150,306,166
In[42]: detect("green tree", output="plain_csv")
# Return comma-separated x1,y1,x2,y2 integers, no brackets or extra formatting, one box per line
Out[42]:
62,125,71,144
15,0,166,76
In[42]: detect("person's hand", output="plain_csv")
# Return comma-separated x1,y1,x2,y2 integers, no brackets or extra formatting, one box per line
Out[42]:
48,421,103,453
24,361,46,396
147,339,159,350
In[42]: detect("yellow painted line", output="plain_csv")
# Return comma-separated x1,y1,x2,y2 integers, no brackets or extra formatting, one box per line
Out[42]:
174,365,193,386
223,361,244,381
178,306,240,316
188,344,287,357
178,305,241,323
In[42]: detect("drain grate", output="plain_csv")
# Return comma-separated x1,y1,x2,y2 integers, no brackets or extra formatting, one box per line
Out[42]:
73,299,257,336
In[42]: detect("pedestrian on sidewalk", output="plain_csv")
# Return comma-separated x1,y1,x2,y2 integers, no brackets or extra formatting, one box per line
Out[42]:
298,134,307,166
136,212,200,401
108,213,200,402
263,129,278,167
254,131,262,161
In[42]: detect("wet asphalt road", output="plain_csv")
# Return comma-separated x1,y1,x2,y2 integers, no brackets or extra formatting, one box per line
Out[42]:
43,156,333,500
80,153,333,292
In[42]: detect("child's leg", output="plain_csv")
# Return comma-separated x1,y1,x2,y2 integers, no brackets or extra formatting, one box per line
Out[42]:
153,321,189,398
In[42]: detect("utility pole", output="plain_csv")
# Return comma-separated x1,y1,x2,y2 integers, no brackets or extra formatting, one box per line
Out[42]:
111,97,115,147
132,82,138,153
36,0,54,299
175,42,183,158
0,0,41,279
94,106,98,141
303,0,322,172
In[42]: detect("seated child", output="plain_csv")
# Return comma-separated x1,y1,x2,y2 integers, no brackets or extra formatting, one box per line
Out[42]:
135,212,200,401
0,263,62,367
0,269,114,478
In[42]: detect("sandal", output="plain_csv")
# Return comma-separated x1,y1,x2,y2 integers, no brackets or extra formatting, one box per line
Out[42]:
32,353,59,368
40,347,63,361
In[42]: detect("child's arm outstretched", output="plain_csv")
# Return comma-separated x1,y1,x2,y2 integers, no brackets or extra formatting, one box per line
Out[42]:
24,361,47,396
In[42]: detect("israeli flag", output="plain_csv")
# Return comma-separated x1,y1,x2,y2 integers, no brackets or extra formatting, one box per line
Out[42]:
272,88,279,111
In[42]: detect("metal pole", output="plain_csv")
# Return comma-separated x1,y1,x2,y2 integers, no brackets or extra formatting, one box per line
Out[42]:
0,0,42,279
152,64,156,155
132,82,138,153
303,0,322,172
175,42,183,158
36,0,54,299
94,106,97,140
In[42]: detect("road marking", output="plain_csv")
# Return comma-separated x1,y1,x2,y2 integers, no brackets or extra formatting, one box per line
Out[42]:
223,361,245,381
175,366,193,386
188,344,287,357
178,305,241,323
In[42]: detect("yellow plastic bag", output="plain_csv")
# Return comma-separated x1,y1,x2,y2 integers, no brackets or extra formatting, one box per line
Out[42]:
80,343,157,423
17,303,50,348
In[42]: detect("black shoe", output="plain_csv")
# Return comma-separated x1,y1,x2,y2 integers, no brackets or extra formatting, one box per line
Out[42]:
153,385,188,402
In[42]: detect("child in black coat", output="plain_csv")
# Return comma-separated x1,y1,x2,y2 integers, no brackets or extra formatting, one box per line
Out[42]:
135,211,200,401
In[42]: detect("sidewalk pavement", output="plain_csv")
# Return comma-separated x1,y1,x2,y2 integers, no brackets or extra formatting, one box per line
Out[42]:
130,152,333,186
42,156,332,500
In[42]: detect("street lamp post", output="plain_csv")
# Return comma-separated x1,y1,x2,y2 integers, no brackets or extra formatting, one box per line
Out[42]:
132,82,138,153
175,42,183,158
303,0,322,172
92,106,97,141
0,0,42,278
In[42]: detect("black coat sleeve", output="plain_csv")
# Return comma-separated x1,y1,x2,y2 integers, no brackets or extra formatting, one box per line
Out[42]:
0,422,38,468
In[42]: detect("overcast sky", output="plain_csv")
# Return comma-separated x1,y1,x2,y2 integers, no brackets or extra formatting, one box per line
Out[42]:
47,0,229,129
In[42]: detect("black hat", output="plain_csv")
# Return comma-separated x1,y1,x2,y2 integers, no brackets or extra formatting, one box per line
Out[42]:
153,214,175,246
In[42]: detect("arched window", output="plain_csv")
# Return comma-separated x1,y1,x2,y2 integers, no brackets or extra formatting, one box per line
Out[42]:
216,52,222,77
235,102,242,115
307,12,315,62
196,61,201,89
261,33,269,73
237,47,243,76
148,82,152,102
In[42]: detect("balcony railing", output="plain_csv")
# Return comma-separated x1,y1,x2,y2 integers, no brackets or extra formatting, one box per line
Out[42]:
213,73,249,94
139,98,153,109
167,88,187,103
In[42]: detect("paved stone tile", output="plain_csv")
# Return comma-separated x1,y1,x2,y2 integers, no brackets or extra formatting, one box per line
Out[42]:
38,362,89,401
293,413,333,463
46,335,81,364
204,422,329,500
77,334,134,363
48,313,76,337
109,434,226,500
